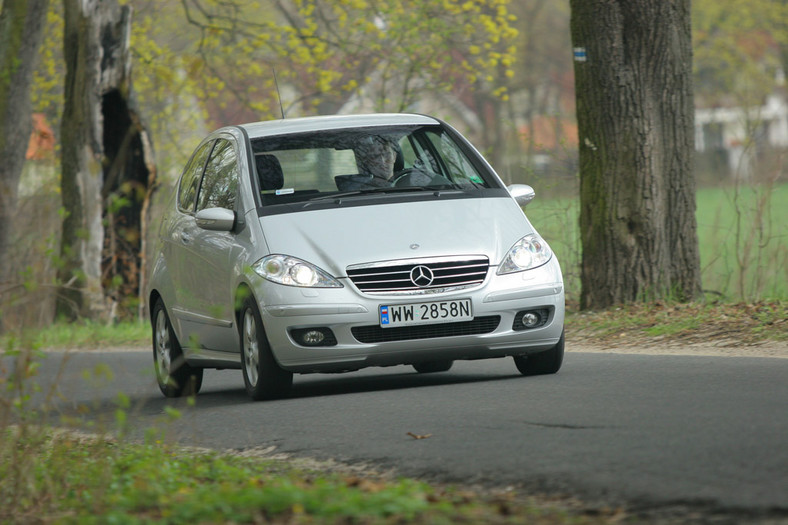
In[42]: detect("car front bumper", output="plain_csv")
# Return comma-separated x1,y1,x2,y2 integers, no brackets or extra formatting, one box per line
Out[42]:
256,260,565,373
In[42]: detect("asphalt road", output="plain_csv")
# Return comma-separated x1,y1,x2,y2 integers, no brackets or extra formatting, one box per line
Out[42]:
17,348,788,518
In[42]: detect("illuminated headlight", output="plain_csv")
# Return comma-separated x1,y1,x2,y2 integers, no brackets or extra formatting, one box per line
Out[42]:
253,255,343,288
498,234,552,274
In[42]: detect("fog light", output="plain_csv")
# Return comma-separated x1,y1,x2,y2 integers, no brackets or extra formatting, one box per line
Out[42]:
301,330,325,345
521,312,540,328
290,327,337,347
513,308,550,331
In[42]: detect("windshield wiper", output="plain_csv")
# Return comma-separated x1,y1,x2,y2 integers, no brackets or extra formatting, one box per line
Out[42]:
307,186,437,202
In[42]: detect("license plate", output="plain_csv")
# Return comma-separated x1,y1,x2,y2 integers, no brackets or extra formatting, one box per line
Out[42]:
379,299,473,328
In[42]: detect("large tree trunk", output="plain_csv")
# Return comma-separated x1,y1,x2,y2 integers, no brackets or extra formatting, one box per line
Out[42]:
57,0,155,321
570,0,702,309
0,0,50,292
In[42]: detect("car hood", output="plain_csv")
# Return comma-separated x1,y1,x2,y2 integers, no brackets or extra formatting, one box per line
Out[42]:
258,196,534,277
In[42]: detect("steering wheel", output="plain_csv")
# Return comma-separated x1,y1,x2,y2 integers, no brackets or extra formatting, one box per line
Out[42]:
393,168,454,189
392,168,417,187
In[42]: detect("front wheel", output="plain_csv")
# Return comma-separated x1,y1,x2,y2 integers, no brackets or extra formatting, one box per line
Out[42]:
240,297,293,401
513,330,564,376
152,299,203,397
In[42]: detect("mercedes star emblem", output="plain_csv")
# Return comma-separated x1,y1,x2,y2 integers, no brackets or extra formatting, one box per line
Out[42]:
410,265,434,287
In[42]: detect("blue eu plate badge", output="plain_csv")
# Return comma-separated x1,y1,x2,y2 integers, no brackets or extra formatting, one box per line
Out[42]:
380,306,390,325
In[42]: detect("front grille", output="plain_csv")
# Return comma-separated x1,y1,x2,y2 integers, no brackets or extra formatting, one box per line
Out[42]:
347,255,489,295
351,315,500,343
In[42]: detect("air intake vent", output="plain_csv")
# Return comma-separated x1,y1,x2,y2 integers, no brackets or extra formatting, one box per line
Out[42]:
352,316,500,343
347,256,489,295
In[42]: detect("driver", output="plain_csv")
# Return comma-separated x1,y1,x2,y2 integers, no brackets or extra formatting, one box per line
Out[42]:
356,135,399,186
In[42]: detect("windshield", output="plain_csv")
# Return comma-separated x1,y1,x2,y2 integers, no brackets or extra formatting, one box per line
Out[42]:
250,124,495,207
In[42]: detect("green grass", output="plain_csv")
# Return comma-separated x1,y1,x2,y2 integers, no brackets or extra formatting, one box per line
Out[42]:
0,430,438,524
0,420,596,524
1,319,150,351
525,182,788,305
525,191,582,306
695,183,788,300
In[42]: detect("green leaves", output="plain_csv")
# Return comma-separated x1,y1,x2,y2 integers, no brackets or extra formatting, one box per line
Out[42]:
0,430,554,523
178,0,518,117
693,0,787,105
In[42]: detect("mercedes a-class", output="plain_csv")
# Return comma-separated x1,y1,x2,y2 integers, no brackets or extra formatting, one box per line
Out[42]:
147,113,565,400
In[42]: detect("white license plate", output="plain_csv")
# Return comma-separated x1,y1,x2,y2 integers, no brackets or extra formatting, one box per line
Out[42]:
379,299,473,328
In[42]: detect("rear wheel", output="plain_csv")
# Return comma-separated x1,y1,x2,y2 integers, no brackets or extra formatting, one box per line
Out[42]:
152,299,203,397
240,297,293,400
412,360,453,373
514,330,564,376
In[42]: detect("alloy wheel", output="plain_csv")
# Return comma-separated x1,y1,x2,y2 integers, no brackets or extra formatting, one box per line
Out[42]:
243,309,259,387
155,309,172,380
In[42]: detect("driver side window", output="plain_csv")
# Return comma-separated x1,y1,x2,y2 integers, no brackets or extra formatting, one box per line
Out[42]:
197,139,238,211
178,141,213,213
425,131,485,187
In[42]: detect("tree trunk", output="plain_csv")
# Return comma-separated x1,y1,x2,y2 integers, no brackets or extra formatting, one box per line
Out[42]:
0,0,50,291
57,0,155,321
570,0,702,309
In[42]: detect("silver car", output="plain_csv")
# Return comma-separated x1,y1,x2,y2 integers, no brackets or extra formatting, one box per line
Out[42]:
147,113,565,400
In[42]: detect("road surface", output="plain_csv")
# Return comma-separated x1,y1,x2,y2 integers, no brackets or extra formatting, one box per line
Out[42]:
16,347,788,520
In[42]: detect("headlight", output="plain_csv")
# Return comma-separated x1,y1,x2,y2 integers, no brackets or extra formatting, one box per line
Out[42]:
253,255,343,288
498,234,552,274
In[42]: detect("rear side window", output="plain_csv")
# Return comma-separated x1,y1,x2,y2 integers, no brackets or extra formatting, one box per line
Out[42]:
178,141,213,213
197,139,238,211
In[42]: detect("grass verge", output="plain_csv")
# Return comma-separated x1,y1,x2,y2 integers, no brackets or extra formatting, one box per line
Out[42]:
0,426,608,524
1,319,149,351
566,300,786,346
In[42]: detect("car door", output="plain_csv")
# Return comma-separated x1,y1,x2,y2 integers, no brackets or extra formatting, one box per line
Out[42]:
183,137,241,351
165,139,214,343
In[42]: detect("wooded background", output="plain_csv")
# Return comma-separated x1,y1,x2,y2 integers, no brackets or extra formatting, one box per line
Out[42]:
1,0,786,332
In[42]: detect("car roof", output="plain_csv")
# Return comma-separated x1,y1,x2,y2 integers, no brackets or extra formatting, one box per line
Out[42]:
236,113,440,139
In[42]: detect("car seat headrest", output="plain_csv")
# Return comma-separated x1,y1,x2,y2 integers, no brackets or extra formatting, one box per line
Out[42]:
255,154,284,191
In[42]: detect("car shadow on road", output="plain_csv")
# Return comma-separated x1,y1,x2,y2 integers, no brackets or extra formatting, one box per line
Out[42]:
287,368,524,399
32,350,577,441
45,366,530,425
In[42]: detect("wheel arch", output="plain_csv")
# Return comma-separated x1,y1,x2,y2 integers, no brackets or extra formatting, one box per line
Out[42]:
234,282,292,370
148,289,163,322
234,283,256,335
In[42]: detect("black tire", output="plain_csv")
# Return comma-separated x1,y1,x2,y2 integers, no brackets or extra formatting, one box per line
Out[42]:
412,360,454,373
240,297,293,401
152,299,203,397
514,330,565,376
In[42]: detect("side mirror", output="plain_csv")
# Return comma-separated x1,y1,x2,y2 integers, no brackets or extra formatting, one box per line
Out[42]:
507,184,535,207
195,207,235,232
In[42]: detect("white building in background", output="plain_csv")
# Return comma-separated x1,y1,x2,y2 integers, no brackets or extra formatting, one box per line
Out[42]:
695,91,788,179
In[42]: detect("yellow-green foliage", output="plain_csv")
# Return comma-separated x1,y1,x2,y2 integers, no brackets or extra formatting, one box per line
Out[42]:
127,7,212,178
693,0,787,105
29,1,518,179
30,5,63,121
182,0,518,114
